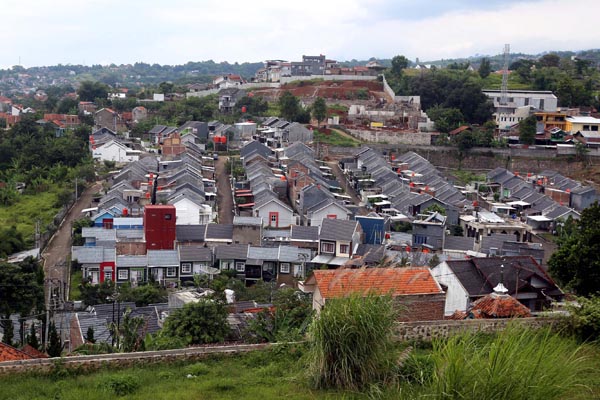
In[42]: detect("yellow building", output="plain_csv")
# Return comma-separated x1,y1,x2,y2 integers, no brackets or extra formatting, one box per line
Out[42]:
565,116,600,133
535,112,568,131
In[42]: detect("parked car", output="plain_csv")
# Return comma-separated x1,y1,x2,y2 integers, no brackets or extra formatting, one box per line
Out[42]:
213,153,219,160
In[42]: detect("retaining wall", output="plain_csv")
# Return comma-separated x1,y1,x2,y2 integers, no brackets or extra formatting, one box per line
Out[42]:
394,317,557,341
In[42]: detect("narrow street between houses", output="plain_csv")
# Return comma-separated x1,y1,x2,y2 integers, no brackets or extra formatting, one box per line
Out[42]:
327,161,368,215
42,181,102,303
215,156,234,224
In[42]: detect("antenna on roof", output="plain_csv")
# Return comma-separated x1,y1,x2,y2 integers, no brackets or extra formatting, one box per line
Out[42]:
494,264,509,294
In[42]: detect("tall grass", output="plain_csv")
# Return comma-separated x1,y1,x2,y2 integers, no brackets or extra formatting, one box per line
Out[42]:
305,294,398,391
427,325,592,399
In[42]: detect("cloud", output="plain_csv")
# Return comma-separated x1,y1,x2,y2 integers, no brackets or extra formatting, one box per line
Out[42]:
0,0,598,67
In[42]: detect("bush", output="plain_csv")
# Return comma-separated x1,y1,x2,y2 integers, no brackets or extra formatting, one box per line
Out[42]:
561,296,600,342
185,362,210,376
162,299,230,345
100,375,140,396
305,294,398,391
427,325,592,399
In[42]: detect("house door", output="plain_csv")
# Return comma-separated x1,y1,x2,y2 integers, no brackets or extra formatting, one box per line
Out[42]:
152,268,164,283
90,271,100,285
130,269,144,284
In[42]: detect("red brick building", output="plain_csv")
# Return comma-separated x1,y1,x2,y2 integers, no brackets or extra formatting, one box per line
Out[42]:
301,267,446,321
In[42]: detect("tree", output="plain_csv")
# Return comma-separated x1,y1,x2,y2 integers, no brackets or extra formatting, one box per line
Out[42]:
548,202,600,296
427,106,464,133
478,58,492,79
519,115,536,145
77,80,109,102
311,97,327,127
47,322,62,357
86,326,96,343
538,53,561,68
391,55,409,76
162,300,230,345
27,323,40,350
278,91,300,122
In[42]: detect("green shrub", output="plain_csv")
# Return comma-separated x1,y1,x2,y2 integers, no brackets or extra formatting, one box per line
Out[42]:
561,296,600,342
305,294,398,391
162,299,230,345
398,352,434,386
427,325,592,399
100,374,140,396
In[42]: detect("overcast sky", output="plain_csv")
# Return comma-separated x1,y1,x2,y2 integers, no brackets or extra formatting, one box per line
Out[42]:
2,0,599,68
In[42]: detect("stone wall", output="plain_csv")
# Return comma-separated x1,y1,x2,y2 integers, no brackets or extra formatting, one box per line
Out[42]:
394,317,557,341
0,343,269,375
347,129,432,146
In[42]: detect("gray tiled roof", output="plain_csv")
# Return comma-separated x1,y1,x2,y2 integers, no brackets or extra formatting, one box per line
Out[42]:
179,246,213,262
214,244,249,260
233,216,263,226
443,236,475,252
205,224,233,240
147,250,179,266
177,225,206,242
81,227,117,241
116,255,148,268
290,225,319,241
72,246,105,263
319,219,358,241
247,246,279,261
278,246,312,262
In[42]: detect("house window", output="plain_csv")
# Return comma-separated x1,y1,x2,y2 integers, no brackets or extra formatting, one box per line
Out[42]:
164,214,172,220
166,267,177,277
118,269,128,280
414,235,427,245
339,244,350,254
235,262,246,272
321,242,335,253
293,264,303,278
269,212,279,227
104,271,113,282
181,263,192,274
280,263,290,274
326,214,337,219
102,218,113,229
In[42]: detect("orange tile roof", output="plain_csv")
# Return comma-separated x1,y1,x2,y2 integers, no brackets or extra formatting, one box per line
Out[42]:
470,293,531,318
310,267,443,299
0,342,33,362
21,344,48,359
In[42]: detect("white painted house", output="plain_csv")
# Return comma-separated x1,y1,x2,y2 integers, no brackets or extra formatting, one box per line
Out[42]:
254,197,294,228
307,201,350,227
92,140,141,163
171,196,212,225
431,261,471,316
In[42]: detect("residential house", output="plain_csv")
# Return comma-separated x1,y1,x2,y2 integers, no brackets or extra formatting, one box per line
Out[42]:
300,268,445,321
179,121,208,140
254,195,294,228
432,256,563,316
233,216,263,246
290,225,320,250
132,106,148,123
312,218,363,267
213,74,244,89
161,132,186,156
95,108,125,132
412,212,446,250
214,243,249,273
92,140,141,163
176,224,206,245
218,88,246,113
147,249,179,284
204,224,234,246
178,245,216,283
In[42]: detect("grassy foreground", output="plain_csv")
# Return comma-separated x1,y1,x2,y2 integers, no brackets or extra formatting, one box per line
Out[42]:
1,329,599,399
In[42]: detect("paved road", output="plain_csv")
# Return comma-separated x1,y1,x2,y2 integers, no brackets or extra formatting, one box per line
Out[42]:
42,181,102,302
327,161,368,215
215,157,234,224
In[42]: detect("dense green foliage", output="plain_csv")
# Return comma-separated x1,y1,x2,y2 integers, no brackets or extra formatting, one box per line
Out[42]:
560,296,600,342
162,300,230,345
278,91,310,123
245,288,312,343
519,115,537,145
47,322,63,357
77,80,109,102
478,58,492,79
306,294,398,391
311,97,327,127
548,202,600,296
0,258,44,346
426,326,591,400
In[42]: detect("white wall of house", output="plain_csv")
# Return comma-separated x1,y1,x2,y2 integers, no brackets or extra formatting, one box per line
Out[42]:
431,262,470,316
309,203,349,227
172,198,203,225
312,286,325,313
92,141,140,163
255,201,294,228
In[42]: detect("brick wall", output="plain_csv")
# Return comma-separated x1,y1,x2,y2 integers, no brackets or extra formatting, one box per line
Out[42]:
396,293,445,322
